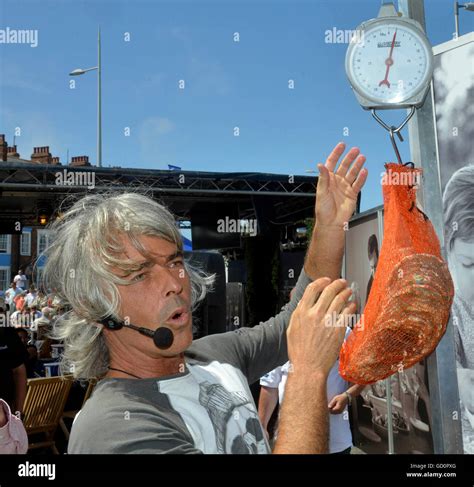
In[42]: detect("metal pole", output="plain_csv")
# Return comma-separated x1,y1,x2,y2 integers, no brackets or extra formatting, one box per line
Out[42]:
97,26,102,168
377,208,395,454
455,1,460,38
385,379,395,453
398,0,463,454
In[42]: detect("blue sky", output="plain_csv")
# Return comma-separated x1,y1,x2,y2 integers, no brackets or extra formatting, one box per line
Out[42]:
0,0,468,211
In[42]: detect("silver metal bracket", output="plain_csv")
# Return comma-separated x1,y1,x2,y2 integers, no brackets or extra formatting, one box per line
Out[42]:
371,106,416,164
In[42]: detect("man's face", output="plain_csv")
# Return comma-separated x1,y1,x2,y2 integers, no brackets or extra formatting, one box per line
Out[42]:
448,238,474,304
108,235,193,358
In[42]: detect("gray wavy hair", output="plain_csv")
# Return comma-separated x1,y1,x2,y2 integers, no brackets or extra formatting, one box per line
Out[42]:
40,192,214,379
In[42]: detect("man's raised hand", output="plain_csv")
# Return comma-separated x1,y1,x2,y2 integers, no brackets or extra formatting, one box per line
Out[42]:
315,143,368,228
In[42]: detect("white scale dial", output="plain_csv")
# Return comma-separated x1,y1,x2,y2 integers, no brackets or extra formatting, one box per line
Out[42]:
346,19,433,107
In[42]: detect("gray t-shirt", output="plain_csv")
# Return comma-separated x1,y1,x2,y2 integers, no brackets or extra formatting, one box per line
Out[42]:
68,269,312,454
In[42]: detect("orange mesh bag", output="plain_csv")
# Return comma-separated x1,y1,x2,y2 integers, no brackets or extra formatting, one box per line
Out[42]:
339,163,454,385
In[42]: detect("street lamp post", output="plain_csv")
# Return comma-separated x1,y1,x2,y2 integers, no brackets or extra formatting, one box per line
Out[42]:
69,26,102,167
454,2,474,38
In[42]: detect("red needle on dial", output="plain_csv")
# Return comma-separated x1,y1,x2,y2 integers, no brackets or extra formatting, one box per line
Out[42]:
379,29,397,88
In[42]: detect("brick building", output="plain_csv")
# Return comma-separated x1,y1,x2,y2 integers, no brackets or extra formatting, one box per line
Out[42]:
0,134,90,292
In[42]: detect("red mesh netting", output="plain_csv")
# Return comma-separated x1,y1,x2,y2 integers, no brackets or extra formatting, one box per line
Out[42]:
339,163,454,385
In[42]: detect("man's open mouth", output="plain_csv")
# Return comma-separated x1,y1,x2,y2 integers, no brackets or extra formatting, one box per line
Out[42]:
165,307,190,326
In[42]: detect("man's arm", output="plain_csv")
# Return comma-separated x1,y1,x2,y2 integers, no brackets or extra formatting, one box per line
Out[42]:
304,224,345,281
188,265,312,384
347,383,366,397
328,383,366,414
273,278,355,453
258,386,279,435
274,144,367,454
12,364,27,415
68,394,204,454
274,369,329,453
258,366,282,435
305,142,367,280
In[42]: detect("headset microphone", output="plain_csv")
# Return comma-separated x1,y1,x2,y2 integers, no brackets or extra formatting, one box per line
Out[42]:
152,327,174,349
101,317,174,350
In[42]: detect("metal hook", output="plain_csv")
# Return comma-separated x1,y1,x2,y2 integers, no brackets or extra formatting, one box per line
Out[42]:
371,107,416,164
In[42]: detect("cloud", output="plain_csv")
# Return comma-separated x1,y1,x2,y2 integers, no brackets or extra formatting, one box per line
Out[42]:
189,56,232,96
139,116,175,137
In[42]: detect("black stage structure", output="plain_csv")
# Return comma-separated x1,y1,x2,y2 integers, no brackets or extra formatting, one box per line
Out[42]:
0,162,327,227
0,161,360,341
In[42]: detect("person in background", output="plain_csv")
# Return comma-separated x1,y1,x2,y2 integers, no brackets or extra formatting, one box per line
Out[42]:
46,289,58,308
26,286,38,308
34,289,48,310
16,328,30,348
35,314,54,360
5,282,20,313
443,164,474,453
0,327,28,419
0,306,6,327
366,234,379,301
258,286,366,453
10,305,38,329
9,308,27,328
15,328,42,378
27,306,41,322
25,344,44,378
13,270,27,291
443,165,474,368
13,291,27,313
0,398,28,453
258,339,366,454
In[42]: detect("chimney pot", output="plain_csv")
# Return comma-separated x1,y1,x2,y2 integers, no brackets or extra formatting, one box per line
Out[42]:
70,155,90,167
31,146,52,164
7,146,19,158
0,135,7,162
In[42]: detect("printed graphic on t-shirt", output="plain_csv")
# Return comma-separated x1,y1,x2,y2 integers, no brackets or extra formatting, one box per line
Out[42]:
198,380,265,453
159,361,269,454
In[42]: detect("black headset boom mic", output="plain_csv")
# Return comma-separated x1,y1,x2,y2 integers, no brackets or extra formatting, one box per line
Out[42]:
101,317,174,350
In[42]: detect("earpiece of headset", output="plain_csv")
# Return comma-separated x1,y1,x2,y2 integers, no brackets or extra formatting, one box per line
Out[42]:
101,316,125,330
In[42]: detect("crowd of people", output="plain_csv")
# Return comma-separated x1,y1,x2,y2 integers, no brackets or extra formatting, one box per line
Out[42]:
1,272,67,363
0,272,71,453
1,275,67,394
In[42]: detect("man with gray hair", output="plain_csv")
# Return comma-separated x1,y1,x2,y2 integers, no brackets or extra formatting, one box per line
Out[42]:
30,143,367,454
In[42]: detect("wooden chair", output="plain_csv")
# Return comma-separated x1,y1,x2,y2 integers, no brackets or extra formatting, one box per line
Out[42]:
59,378,98,441
22,376,73,454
